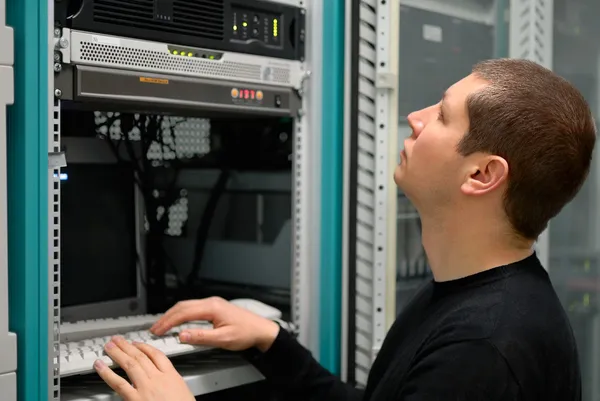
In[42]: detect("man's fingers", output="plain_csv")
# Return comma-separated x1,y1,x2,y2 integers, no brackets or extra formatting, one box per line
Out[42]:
150,301,201,334
94,359,139,401
133,342,174,373
111,336,158,375
151,301,190,331
151,298,220,335
179,326,236,349
104,339,150,386
151,310,193,335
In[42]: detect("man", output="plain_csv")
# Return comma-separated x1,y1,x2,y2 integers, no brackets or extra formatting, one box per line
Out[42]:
93,59,596,401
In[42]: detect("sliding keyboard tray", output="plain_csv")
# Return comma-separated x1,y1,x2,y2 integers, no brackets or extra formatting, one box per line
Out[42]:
61,352,263,400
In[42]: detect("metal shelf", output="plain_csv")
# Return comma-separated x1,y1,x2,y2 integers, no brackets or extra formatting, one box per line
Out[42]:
60,354,263,401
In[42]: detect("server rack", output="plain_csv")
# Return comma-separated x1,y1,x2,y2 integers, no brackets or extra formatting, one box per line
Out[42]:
6,0,343,400
339,0,555,387
51,9,311,401
540,0,600,399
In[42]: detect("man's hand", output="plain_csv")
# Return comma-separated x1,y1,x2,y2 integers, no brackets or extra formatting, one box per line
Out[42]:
95,336,195,401
150,296,281,352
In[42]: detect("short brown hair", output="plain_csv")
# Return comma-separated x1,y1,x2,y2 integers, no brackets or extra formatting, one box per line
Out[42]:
457,58,596,240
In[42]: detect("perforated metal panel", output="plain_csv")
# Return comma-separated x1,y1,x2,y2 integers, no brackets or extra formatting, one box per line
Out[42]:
79,42,260,79
64,30,303,89
509,0,553,269
291,110,305,336
155,194,189,237
342,0,399,387
165,196,189,237
50,98,62,400
509,0,553,67
289,64,312,344
94,112,211,161
94,111,207,239
150,119,211,161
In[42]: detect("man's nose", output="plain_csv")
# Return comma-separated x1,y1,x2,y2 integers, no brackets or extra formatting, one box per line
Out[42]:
407,112,424,138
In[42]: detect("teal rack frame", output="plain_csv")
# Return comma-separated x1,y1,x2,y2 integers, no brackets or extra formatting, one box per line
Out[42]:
6,0,50,399
319,0,345,376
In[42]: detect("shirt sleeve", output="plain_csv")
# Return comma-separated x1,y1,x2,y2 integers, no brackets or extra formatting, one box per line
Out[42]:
242,328,364,401
396,340,521,401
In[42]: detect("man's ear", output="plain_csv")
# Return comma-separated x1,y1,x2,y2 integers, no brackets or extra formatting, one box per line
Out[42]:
461,156,508,196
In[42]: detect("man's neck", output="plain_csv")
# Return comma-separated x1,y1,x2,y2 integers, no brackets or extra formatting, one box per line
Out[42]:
420,214,534,282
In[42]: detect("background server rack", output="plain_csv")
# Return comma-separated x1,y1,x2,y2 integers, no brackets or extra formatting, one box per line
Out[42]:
338,0,558,389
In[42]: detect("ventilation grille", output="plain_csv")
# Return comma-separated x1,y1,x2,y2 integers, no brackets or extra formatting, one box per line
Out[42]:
353,0,379,388
51,98,62,401
77,40,292,84
95,112,211,161
93,0,225,40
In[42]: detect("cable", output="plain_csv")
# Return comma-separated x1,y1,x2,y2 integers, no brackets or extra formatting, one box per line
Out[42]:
96,113,233,298
96,113,187,288
186,169,231,290
135,252,147,289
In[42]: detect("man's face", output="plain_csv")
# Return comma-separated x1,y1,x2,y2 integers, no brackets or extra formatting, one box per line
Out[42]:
394,74,490,210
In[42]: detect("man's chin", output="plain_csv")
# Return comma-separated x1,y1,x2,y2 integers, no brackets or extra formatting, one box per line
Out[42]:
393,165,405,187
394,170,415,200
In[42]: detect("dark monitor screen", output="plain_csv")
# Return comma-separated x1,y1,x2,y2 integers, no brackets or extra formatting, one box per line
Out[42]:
60,163,138,308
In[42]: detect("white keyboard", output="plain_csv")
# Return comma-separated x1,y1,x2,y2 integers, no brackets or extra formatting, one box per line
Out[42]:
59,299,282,377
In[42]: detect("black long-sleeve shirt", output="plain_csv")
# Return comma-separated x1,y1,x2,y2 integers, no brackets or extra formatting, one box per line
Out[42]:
244,253,581,400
